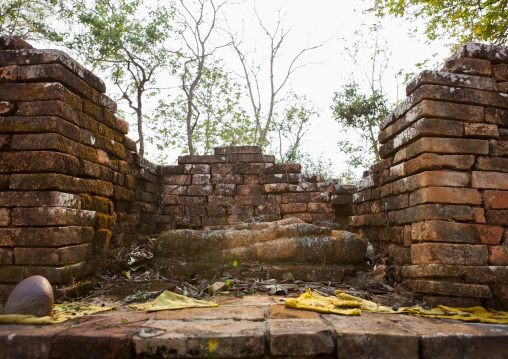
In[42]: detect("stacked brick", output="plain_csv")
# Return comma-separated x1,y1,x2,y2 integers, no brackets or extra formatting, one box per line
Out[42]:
351,43,508,308
157,146,354,231
0,36,152,299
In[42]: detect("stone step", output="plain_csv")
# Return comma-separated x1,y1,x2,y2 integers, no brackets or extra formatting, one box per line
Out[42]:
2,295,508,358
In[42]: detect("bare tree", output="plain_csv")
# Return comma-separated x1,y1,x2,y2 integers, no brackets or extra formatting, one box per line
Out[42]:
176,0,228,155
227,7,327,147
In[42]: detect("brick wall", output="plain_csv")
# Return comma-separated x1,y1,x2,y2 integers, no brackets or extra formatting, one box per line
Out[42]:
351,43,508,308
0,37,158,299
157,146,354,231
0,37,353,299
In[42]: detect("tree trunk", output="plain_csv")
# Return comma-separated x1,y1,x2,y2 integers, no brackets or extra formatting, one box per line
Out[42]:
137,90,144,156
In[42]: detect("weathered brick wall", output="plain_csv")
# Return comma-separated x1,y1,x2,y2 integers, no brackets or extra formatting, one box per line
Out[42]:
0,37,157,299
156,146,354,231
0,38,354,299
351,43,508,308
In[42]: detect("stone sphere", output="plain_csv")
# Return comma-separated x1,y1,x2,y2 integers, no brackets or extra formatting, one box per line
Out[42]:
4,275,54,317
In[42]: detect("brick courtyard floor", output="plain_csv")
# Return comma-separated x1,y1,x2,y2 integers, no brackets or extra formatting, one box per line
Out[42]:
1,294,508,358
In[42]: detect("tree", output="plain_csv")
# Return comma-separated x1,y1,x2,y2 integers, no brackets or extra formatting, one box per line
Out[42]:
228,7,326,147
175,0,228,155
331,82,390,170
0,0,64,41
149,62,255,159
60,0,176,156
271,92,317,163
368,0,508,47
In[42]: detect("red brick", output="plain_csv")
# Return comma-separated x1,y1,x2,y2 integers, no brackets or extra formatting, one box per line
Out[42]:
0,64,18,82
202,216,229,226
0,261,92,284
394,137,489,162
234,195,266,206
406,69,495,95
0,208,10,226
442,57,492,76
211,174,243,184
472,171,508,190
192,174,211,185
465,88,508,109
208,195,234,206
264,183,289,193
161,165,184,175
410,279,492,298
215,145,262,155
390,204,474,224
272,163,301,173
237,184,263,196
0,191,81,208
282,192,329,204
389,171,469,195
255,204,279,215
187,205,206,216
0,101,15,115
490,139,508,156
0,227,92,247
211,183,234,196
0,248,13,265
484,190,508,209
162,174,191,185
289,182,317,192
308,203,333,212
10,173,114,197
14,244,92,265
409,187,482,206
0,82,81,108
0,151,79,175
206,205,227,216
489,246,508,265
281,203,307,214
485,107,508,126
411,243,488,265
187,184,212,196
183,163,210,174
330,193,352,204
234,162,273,175
12,207,95,226
464,123,499,137
411,221,504,244
474,156,508,172
261,173,303,184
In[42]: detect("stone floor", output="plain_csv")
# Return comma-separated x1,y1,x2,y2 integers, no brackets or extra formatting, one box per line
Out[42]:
2,294,508,359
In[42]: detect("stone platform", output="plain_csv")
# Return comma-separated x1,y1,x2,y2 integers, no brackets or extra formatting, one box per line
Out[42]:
2,294,508,359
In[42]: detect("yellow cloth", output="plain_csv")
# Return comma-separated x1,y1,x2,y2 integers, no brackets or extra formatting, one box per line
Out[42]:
0,302,114,325
129,290,218,311
285,289,508,325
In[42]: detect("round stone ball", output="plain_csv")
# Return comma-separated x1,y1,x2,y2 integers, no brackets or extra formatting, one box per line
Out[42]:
4,275,54,317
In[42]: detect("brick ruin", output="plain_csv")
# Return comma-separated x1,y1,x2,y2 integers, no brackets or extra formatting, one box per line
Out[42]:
0,38,506,308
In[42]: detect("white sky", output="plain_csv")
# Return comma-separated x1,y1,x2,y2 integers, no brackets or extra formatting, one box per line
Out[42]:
43,0,453,176
141,0,451,177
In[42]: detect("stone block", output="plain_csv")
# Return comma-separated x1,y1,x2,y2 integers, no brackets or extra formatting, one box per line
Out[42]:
187,184,212,196
237,184,263,196
0,261,92,284
162,174,191,186
234,195,266,206
0,115,81,142
215,183,236,196
261,173,303,184
307,203,333,212
161,165,184,175
465,266,508,284
0,101,15,115
490,139,508,156
214,145,262,155
0,248,13,265
0,64,18,82
211,174,243,184
263,183,290,193
0,208,10,226
411,243,488,265
272,163,301,173
330,193,353,205
402,264,467,279
465,88,508,108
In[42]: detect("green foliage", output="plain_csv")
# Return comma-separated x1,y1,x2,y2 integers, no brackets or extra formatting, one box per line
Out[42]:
60,0,177,155
331,82,390,170
0,0,65,41
369,0,508,47
271,93,318,164
149,62,255,160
